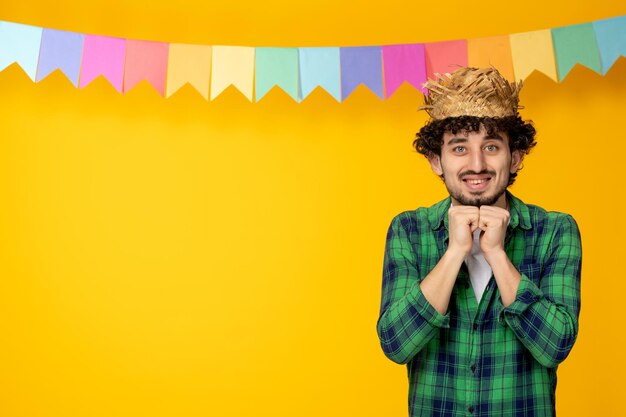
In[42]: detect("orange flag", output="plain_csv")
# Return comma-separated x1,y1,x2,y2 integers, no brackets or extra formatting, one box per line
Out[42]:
166,43,212,99
467,35,515,81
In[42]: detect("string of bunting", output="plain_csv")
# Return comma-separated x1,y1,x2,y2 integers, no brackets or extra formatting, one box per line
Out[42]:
0,15,625,102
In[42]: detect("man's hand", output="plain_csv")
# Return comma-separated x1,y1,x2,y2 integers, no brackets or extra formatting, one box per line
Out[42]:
419,206,480,316
478,205,510,260
447,204,520,308
448,206,480,257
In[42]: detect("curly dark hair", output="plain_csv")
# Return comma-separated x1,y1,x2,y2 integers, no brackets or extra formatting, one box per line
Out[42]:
413,115,537,185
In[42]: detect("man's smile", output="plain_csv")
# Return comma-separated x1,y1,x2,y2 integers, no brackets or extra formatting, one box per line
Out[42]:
461,174,493,192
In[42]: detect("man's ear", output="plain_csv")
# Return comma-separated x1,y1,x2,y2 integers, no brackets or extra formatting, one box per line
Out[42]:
510,150,523,173
428,154,443,176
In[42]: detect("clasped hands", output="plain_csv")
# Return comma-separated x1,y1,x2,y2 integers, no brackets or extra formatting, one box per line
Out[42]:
448,205,509,261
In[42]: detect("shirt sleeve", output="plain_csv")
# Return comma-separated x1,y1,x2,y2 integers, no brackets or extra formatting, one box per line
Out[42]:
499,214,582,368
376,212,450,365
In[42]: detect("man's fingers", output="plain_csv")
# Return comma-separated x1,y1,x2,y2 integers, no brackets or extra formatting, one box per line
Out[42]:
449,206,479,220
448,206,481,254
479,206,509,228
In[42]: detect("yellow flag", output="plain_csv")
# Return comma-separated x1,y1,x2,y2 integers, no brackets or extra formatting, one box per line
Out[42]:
166,43,212,99
509,30,558,82
210,46,255,101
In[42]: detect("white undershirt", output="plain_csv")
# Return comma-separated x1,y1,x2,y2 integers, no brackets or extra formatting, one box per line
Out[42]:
465,228,492,303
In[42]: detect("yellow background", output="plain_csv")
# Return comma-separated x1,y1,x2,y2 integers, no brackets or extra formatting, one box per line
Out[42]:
1,1,625,416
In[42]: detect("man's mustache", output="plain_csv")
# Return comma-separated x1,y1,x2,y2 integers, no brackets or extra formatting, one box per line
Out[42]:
458,170,496,179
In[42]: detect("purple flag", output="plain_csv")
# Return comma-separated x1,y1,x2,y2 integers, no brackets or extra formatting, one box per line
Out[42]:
382,44,427,98
340,46,383,100
37,29,84,86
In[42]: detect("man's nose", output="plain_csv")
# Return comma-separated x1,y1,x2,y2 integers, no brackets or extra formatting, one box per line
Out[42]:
468,150,487,172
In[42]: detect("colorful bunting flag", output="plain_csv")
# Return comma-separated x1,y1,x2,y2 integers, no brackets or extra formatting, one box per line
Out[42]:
80,35,126,92
593,15,626,75
124,40,169,95
210,46,255,101
37,29,84,86
299,47,341,102
255,48,299,101
1,14,626,103
552,23,602,81
382,44,426,98
467,35,514,81
166,43,212,99
0,21,43,81
424,40,468,81
509,30,558,82
340,46,383,100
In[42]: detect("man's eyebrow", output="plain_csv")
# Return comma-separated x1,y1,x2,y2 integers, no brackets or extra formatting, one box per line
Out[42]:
445,134,504,146
445,137,468,145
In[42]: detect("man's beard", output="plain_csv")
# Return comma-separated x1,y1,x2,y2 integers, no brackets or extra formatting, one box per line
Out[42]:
449,188,505,207
443,170,507,207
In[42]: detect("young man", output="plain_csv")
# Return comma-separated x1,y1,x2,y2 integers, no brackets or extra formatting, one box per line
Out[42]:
377,67,582,417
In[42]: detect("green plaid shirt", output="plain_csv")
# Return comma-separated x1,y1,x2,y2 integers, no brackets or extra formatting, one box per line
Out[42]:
377,192,582,417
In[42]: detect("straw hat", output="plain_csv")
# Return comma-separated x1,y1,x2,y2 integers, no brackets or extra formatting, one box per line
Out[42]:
420,67,522,120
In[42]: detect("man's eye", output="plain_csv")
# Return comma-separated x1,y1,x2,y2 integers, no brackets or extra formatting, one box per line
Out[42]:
453,146,465,153
485,145,498,151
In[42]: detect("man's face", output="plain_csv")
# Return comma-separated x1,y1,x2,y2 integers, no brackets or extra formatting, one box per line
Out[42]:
428,125,523,208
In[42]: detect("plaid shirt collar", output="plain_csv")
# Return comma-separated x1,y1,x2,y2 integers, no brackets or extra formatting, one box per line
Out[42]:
428,190,533,232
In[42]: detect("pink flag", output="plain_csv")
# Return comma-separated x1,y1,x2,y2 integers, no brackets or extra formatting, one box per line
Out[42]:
80,35,126,92
424,40,468,81
382,44,426,98
124,40,169,95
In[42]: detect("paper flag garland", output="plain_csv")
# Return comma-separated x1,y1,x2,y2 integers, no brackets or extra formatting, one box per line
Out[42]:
255,48,299,101
340,46,383,100
124,40,169,95
0,21,42,81
80,35,126,92
382,44,426,98
424,40,468,81
166,43,212,99
592,15,626,75
509,30,558,82
299,47,341,102
0,13,625,103
467,35,514,81
37,29,84,86
210,46,255,101
552,23,602,81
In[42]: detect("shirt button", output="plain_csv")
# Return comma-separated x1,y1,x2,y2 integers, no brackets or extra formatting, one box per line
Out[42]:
470,364,476,373
468,405,475,413
472,323,478,330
